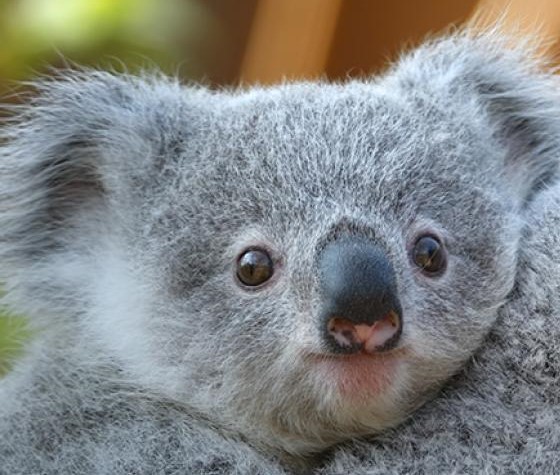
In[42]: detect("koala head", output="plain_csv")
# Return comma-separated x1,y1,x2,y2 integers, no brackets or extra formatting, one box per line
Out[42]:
2,31,560,458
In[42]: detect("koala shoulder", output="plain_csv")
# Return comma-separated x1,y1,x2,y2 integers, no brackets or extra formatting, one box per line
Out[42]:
0,339,288,475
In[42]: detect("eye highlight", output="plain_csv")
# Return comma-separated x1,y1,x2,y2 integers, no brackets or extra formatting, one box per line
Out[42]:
236,248,274,287
412,235,446,275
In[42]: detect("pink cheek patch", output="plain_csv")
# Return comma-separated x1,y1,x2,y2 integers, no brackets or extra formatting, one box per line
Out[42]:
327,311,400,353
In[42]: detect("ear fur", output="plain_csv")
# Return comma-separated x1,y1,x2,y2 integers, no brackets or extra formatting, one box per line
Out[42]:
387,28,560,205
0,71,181,320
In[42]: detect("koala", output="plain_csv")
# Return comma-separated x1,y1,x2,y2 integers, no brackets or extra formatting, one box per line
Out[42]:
1,29,560,474
318,180,560,474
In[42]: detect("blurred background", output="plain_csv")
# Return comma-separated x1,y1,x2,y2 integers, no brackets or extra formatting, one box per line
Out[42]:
1,0,560,374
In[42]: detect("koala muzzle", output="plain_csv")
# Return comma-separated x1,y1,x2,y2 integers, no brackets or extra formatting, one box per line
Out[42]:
318,238,402,354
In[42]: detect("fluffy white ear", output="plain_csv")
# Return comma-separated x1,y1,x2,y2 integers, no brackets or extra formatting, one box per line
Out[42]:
388,29,560,205
0,71,178,321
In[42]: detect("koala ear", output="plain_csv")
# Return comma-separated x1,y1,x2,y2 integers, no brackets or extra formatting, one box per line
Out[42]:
2,72,138,256
0,71,176,317
389,29,560,205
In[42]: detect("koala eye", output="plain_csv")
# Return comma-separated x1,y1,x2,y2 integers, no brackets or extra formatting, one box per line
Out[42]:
236,248,274,287
412,235,446,275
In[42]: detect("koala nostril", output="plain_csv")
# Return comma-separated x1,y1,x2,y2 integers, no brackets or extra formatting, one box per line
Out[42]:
327,311,401,353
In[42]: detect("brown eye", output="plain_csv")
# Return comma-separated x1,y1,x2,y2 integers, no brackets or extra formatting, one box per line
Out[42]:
236,248,274,287
412,235,446,275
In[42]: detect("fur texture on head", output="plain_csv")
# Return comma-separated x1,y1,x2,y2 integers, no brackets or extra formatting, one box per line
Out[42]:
1,29,560,473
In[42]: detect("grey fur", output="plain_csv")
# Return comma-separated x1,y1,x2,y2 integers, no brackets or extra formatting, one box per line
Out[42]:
1,29,560,473
318,180,560,474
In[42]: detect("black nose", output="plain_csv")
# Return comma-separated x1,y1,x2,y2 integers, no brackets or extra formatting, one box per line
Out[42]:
318,237,402,354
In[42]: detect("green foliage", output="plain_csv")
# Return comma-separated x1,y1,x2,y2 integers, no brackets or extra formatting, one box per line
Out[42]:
0,0,213,96
0,313,29,376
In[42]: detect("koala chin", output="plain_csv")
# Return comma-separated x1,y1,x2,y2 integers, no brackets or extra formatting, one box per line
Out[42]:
1,29,560,472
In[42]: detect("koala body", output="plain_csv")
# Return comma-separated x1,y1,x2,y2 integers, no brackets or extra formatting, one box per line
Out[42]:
1,30,560,473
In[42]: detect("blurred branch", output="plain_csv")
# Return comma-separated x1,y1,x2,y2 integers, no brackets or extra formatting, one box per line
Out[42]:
240,0,343,84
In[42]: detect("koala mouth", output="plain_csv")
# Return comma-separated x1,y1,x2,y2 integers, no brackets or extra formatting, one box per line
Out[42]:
327,311,401,354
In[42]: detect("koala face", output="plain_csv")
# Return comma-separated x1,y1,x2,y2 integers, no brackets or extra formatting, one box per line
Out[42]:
114,83,521,455
2,33,560,458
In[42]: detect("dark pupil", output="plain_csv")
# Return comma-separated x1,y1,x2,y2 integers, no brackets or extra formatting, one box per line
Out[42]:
237,249,273,286
413,236,443,273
